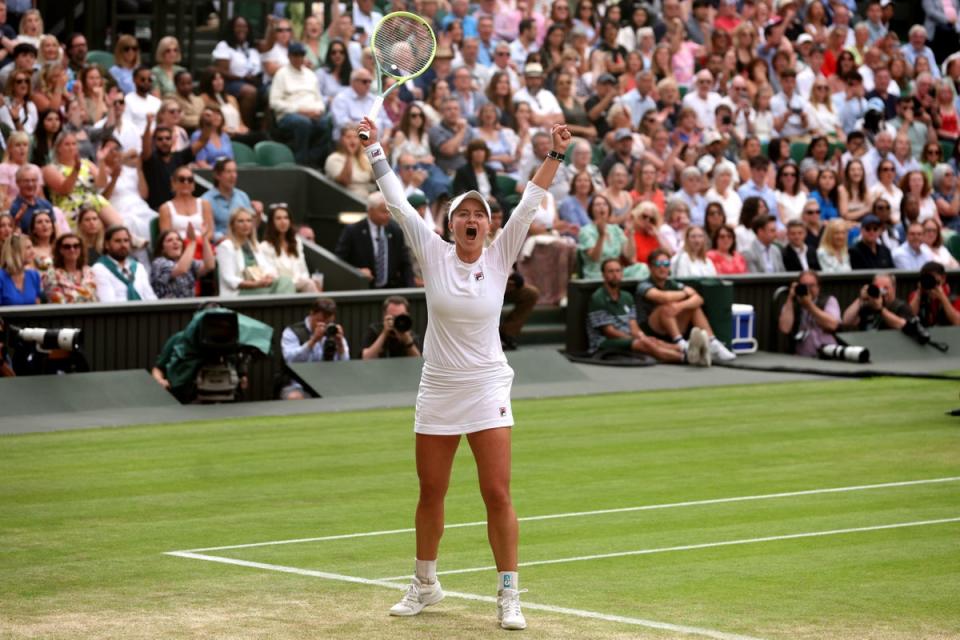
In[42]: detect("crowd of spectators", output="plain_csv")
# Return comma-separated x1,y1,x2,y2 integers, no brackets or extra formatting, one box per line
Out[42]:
0,0,958,355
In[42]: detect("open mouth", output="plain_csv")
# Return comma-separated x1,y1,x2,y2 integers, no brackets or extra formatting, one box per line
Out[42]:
466,227,478,239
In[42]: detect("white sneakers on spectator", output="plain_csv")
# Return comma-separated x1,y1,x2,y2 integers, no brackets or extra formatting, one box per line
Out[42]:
686,327,711,367
498,588,527,630
389,576,444,616
709,336,737,362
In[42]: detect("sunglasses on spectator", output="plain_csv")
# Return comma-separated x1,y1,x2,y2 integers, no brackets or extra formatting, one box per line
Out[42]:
652,259,671,267
276,27,292,32
356,78,372,84
61,243,81,250
114,98,125,106
400,164,416,170
782,171,797,177
124,45,139,52
14,78,28,85
409,112,423,118
875,204,890,209
863,225,880,231
175,175,194,183
880,167,895,172
926,148,941,155
640,214,657,222
804,208,820,214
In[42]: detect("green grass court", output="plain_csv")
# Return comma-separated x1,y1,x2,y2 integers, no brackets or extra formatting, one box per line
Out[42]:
3,377,959,639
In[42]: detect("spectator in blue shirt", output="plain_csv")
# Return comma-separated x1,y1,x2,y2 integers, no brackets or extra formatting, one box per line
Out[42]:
0,234,41,305
201,158,261,241
738,155,779,221
901,25,940,79
191,105,234,168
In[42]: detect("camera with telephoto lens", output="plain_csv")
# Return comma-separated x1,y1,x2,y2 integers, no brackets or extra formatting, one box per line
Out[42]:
795,283,809,298
9,326,86,375
901,316,931,346
866,284,881,298
920,272,939,290
322,323,340,361
819,344,871,363
393,313,413,333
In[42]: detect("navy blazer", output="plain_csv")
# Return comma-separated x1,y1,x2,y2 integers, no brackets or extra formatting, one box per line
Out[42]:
334,218,414,289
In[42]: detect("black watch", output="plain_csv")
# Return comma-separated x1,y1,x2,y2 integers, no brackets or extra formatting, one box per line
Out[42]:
547,150,566,162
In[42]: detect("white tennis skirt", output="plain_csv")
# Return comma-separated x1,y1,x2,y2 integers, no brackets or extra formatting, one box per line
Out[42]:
414,361,515,435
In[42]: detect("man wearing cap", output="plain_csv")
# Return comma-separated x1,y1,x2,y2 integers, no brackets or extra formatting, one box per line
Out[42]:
513,63,563,127
599,129,638,180
585,72,619,138
849,214,895,269
683,70,725,130
270,42,326,165
413,46,454,99
794,34,816,97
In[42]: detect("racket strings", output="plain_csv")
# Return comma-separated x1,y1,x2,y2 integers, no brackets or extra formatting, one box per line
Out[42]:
373,16,435,78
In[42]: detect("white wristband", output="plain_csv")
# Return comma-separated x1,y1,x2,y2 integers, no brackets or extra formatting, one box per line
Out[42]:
364,143,387,165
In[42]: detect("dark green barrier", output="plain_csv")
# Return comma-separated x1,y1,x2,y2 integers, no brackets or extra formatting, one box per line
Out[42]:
0,290,427,403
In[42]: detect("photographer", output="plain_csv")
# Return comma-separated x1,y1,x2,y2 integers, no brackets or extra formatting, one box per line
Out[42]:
908,261,960,327
361,295,421,359
281,298,350,363
777,270,841,357
841,273,912,331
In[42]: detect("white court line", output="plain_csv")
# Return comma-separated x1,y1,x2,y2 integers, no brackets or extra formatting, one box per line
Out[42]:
179,476,960,553
164,550,766,640
377,517,960,580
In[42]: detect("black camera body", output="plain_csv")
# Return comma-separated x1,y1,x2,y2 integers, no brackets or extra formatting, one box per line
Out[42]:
393,313,413,333
866,284,881,298
795,283,809,298
324,322,339,338
920,272,939,291
322,322,340,361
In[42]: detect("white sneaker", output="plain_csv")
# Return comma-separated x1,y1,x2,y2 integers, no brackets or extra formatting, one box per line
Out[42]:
688,328,711,367
389,576,444,616
709,338,737,362
497,588,527,630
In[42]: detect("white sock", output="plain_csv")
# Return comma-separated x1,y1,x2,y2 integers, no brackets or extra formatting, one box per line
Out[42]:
499,571,519,592
415,558,437,584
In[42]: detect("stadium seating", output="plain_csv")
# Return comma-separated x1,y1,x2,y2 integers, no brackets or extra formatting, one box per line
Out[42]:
254,141,296,167
232,141,257,167
85,50,114,68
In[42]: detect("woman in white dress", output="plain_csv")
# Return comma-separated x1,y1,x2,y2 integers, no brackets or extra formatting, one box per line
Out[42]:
672,225,718,277
358,116,572,631
259,204,319,293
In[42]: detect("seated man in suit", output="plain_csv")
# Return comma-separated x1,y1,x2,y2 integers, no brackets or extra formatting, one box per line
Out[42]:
743,215,786,274
782,220,821,271
334,191,415,289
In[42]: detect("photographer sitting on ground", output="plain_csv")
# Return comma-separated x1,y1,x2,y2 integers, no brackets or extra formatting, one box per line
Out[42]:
361,295,422,359
635,248,736,363
777,270,841,357
841,273,913,331
908,261,960,327
588,258,706,365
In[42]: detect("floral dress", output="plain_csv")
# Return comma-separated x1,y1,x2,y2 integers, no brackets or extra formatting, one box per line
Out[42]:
50,160,111,229
42,266,98,303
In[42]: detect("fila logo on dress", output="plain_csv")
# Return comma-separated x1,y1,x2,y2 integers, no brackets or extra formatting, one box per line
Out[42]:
474,271,484,281
499,407,507,417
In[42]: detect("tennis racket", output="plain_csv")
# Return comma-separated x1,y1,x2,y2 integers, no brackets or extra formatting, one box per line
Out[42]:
358,11,437,141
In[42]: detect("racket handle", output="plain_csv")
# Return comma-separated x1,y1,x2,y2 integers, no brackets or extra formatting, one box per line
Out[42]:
358,96,384,141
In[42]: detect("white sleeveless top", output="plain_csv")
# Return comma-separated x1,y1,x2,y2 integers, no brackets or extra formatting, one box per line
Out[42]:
165,198,205,237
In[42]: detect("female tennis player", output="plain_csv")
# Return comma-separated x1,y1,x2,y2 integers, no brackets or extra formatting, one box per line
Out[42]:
358,116,571,630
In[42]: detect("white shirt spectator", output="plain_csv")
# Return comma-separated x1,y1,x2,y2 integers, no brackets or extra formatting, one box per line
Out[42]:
92,256,157,302
353,5,384,41
512,87,562,120
211,41,262,79
671,251,718,277
330,87,391,139
892,242,935,270
508,39,538,69
705,187,743,226
620,89,657,128
0,98,37,135
216,238,277,297
260,236,312,289
682,90,724,129
260,43,289,82
770,91,811,138
123,91,162,135
270,64,325,118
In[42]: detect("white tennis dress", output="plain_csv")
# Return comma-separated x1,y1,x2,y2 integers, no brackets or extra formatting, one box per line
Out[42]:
372,148,546,435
